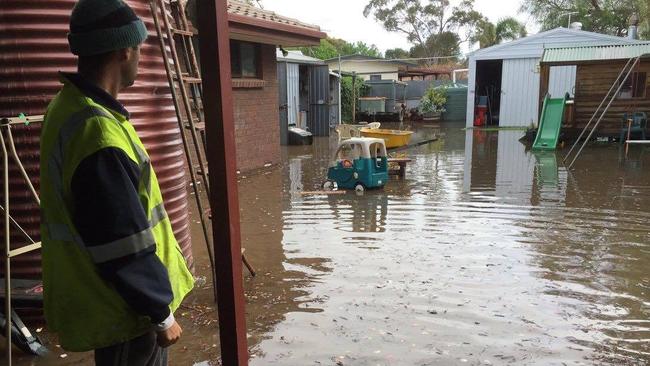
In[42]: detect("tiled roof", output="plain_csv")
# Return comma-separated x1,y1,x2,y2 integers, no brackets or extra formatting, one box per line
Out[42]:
227,0,321,32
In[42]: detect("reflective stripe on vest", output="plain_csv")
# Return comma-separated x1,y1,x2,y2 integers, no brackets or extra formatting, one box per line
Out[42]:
46,106,165,263
47,203,168,262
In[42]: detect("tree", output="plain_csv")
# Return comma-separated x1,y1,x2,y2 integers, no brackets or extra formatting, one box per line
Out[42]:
385,48,410,59
471,17,527,48
340,76,369,122
298,37,382,60
363,0,483,59
409,32,460,60
639,1,650,39
521,0,647,38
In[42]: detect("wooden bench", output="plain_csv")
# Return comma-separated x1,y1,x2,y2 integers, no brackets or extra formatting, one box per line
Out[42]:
387,157,412,178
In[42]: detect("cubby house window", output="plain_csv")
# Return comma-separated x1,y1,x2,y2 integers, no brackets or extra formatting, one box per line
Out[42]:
230,40,261,79
618,72,647,99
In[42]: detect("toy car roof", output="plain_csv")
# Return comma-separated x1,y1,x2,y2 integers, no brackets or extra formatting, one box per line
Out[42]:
339,137,386,146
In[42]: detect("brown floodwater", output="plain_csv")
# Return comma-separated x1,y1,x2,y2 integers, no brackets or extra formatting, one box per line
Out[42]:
5,122,650,365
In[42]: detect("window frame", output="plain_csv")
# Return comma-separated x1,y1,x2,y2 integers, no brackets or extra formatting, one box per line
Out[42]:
230,40,263,80
618,71,647,100
369,74,382,81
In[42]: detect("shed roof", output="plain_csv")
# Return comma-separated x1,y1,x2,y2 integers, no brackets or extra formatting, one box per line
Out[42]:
542,42,650,64
324,54,414,66
276,49,325,65
469,27,642,61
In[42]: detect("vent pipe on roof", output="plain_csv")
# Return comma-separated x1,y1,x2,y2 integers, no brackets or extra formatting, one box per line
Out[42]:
628,13,639,40
570,22,583,30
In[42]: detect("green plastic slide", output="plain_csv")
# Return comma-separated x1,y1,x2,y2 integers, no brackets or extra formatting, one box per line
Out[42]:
532,95,567,150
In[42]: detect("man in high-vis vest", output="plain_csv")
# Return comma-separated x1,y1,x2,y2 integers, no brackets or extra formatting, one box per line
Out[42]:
40,0,194,364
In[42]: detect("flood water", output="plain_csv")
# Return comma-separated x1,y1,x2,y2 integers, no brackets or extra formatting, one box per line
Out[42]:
7,122,650,365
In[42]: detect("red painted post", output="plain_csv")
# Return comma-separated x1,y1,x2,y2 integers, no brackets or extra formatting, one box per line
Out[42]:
195,0,249,365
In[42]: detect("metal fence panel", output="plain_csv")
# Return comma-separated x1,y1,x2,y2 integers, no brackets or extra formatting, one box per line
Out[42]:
309,65,330,136
277,62,288,145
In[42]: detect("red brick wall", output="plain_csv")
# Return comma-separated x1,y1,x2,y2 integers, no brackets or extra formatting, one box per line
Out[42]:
232,44,281,172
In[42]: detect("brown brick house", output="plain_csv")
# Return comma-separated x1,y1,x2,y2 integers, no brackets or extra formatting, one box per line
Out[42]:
189,1,326,171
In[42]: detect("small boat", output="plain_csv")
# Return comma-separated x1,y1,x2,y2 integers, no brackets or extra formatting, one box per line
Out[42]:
359,128,413,148
288,126,313,145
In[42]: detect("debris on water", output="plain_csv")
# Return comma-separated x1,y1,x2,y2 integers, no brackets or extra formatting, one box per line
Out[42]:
194,276,207,287
427,310,438,314
60,354,68,358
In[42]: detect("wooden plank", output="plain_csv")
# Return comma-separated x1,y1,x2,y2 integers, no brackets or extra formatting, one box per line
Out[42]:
300,190,346,196
388,158,412,163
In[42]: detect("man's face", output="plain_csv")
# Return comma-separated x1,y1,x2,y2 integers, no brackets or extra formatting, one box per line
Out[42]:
121,46,141,88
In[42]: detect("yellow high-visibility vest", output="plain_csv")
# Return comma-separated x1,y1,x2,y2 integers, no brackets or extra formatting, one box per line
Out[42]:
40,75,194,351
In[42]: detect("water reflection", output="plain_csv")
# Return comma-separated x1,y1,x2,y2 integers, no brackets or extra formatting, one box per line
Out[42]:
11,124,650,365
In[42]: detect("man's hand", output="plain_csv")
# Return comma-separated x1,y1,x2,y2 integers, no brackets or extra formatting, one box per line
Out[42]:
156,321,182,348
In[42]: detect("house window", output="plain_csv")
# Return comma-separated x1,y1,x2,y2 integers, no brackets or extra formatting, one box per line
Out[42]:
230,40,261,79
618,72,647,99
369,74,382,81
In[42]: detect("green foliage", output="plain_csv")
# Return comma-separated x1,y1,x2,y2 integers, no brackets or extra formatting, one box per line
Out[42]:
521,0,647,38
419,85,448,114
298,37,382,60
341,76,370,122
409,32,461,60
385,48,410,59
471,17,527,48
363,0,483,58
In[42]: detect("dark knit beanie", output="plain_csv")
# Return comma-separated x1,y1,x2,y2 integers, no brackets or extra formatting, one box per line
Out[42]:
68,0,148,56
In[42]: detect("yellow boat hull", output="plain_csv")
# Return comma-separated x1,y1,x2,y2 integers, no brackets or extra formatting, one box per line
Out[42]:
359,128,413,148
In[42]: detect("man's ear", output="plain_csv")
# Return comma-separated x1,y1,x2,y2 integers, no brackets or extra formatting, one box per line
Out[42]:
118,48,131,62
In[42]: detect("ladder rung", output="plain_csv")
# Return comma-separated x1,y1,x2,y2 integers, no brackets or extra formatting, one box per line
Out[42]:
185,122,205,130
171,27,194,36
182,117,200,124
172,72,201,84
182,76,202,84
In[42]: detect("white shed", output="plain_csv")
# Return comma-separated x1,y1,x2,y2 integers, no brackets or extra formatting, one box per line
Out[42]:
466,27,641,128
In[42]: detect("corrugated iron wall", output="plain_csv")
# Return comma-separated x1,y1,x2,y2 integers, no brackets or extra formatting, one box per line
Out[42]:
277,62,289,145
499,58,541,127
548,65,577,98
308,65,330,136
0,0,194,278
442,87,468,121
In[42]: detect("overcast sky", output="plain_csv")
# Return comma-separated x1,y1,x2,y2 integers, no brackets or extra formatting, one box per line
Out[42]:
261,0,541,55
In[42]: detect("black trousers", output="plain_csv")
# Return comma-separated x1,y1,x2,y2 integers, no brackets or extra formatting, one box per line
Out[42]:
94,331,167,366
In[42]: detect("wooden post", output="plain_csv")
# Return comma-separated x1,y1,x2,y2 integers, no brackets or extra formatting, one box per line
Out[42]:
195,1,248,365
538,63,550,122
352,72,356,124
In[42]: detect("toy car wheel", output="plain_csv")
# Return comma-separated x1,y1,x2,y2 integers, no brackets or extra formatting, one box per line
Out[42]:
322,181,333,190
354,183,365,193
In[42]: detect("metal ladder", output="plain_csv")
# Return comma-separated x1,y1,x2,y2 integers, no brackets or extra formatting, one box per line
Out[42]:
564,56,641,169
149,0,255,290
1,115,47,366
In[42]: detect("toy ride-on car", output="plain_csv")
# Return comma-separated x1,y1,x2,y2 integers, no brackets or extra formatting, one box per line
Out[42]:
324,137,389,192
